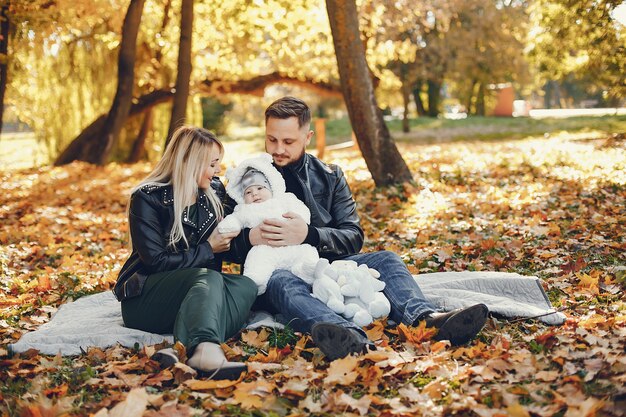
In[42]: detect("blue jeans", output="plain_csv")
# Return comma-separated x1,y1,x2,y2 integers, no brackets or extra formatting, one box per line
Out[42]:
254,251,437,337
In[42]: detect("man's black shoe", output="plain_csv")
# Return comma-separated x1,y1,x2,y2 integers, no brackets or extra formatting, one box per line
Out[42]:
311,323,372,360
422,304,489,346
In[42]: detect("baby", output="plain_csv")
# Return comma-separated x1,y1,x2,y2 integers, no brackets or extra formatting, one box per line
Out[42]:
218,153,319,295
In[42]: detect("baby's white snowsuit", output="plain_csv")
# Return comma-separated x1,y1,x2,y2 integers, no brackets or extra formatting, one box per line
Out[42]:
218,153,319,295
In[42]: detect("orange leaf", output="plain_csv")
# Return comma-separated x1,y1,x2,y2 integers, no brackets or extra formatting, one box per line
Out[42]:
364,320,386,341
248,347,283,363
36,275,51,292
480,239,497,250
534,331,558,347
43,383,68,398
397,322,438,345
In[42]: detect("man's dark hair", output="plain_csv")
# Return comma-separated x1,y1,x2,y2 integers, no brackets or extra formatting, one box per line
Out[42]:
264,96,311,128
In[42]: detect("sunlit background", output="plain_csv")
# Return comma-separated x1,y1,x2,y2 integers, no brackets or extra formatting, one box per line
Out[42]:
0,0,624,171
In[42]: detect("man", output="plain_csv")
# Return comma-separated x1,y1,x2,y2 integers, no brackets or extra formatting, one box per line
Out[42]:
228,96,488,360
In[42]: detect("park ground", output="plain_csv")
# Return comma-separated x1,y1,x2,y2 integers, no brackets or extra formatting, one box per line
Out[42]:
0,115,625,416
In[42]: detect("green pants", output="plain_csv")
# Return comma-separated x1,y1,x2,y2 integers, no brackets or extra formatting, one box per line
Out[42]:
121,268,257,352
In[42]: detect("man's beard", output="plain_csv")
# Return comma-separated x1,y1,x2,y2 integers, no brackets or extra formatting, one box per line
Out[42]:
273,147,306,167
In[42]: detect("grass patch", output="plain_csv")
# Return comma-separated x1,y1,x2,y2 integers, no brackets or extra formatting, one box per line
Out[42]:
3,115,624,169
314,114,626,146
268,324,298,349
0,132,49,170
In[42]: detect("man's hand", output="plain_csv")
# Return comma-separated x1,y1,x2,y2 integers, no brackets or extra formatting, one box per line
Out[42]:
253,212,308,247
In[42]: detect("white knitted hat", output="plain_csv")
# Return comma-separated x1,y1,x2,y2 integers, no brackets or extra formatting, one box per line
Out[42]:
225,153,286,204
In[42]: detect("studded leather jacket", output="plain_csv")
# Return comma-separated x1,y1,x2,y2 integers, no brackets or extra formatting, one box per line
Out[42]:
113,179,226,301
227,153,364,264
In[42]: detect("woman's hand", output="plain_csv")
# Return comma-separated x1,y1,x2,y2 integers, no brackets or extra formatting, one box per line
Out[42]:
208,228,239,253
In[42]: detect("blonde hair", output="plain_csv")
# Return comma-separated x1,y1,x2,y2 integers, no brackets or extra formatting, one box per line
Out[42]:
130,126,224,250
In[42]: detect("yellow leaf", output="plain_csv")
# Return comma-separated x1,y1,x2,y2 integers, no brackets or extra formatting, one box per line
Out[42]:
323,355,359,385
506,402,531,417
535,370,560,381
98,388,150,417
240,328,269,348
576,272,599,294
185,377,241,391
292,335,309,356
220,342,244,360
232,381,275,410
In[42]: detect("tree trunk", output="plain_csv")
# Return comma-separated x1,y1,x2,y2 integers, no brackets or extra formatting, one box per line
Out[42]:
412,80,427,117
325,0,412,186
427,80,441,117
553,81,562,109
154,0,172,64
127,0,170,162
165,0,193,146
543,81,551,109
466,79,477,115
0,3,10,135
127,109,153,163
476,82,486,116
55,0,145,166
401,79,410,133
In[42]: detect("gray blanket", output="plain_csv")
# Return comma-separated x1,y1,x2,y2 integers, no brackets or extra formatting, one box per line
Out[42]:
9,271,565,356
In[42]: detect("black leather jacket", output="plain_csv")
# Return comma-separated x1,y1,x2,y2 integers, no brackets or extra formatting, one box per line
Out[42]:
113,179,226,301
228,153,364,263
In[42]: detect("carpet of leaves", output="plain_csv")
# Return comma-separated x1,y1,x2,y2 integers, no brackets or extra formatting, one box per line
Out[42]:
1,134,625,417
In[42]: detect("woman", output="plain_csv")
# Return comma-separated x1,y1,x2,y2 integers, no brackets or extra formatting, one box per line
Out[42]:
113,126,257,380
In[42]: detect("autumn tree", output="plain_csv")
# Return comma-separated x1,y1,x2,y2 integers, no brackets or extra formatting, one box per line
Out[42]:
446,0,529,115
55,0,146,165
326,0,412,186
127,0,172,163
165,0,193,146
51,0,340,162
528,0,625,105
0,1,9,135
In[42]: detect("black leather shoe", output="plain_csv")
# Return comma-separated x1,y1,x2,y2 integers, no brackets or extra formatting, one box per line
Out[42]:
311,323,372,360
423,304,489,346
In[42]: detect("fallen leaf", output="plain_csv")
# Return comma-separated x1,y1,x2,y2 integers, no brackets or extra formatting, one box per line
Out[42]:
232,380,275,409
94,387,150,417
240,328,269,348
324,355,359,385
507,402,531,417
397,321,438,345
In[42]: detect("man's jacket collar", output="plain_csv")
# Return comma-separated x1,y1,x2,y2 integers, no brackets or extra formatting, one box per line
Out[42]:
274,153,309,175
